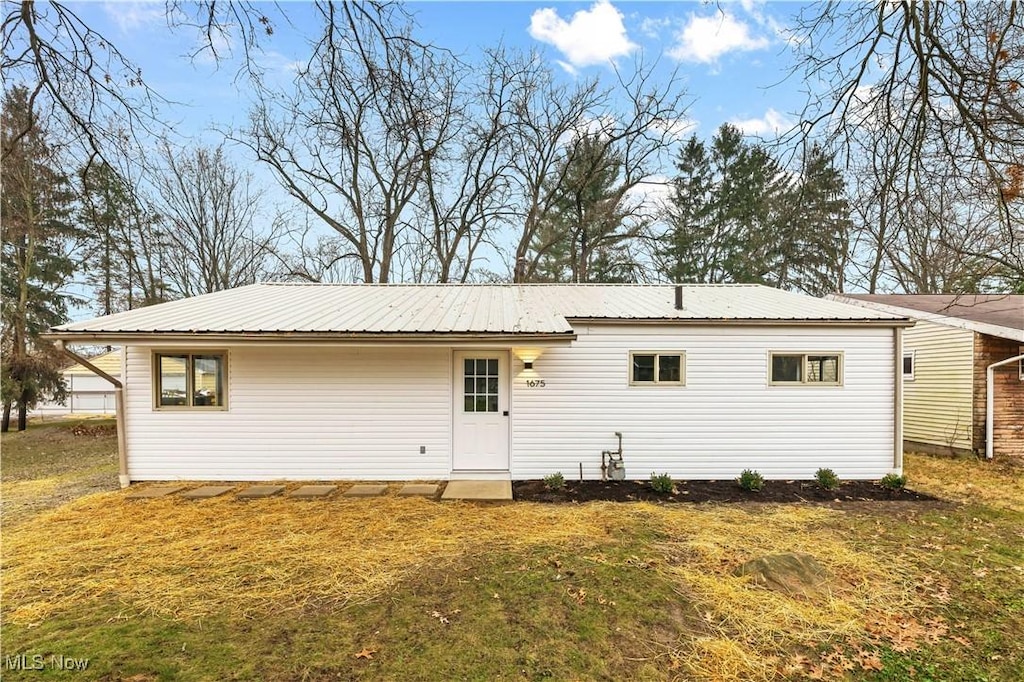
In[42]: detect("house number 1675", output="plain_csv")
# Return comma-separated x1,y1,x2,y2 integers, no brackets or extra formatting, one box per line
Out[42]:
526,379,546,388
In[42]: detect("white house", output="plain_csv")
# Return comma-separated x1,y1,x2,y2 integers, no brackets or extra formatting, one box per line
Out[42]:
45,283,910,486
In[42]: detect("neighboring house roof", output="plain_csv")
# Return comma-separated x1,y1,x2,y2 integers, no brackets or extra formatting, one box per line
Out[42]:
835,294,1023,343
63,349,122,376
49,283,909,342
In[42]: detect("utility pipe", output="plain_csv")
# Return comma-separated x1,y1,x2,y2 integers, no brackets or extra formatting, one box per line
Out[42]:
54,341,129,487
986,353,1024,460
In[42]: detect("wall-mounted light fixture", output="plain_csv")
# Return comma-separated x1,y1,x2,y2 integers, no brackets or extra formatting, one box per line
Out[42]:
523,360,534,370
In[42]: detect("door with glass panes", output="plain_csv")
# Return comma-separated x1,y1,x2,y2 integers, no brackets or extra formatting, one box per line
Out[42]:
452,352,509,471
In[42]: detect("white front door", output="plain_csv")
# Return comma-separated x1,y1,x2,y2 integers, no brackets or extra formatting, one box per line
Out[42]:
452,352,510,471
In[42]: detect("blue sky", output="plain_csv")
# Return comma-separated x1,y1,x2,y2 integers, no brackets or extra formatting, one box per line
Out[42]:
82,0,812,144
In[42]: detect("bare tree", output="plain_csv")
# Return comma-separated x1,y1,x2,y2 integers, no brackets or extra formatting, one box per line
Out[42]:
242,2,441,283
499,52,689,282
153,143,280,297
792,1,1024,290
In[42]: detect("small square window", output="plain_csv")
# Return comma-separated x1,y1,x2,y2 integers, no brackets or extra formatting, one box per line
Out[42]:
630,352,685,385
771,355,803,383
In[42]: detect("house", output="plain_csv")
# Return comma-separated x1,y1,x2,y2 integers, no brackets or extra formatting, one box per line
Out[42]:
834,294,1023,460
33,349,122,416
45,283,911,486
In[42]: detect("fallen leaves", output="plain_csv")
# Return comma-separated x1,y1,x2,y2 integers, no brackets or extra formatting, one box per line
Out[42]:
353,647,377,660
429,608,460,625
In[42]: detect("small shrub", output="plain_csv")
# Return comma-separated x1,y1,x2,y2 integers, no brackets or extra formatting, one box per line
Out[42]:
879,473,907,490
650,472,673,494
815,467,840,491
737,469,765,492
543,472,565,491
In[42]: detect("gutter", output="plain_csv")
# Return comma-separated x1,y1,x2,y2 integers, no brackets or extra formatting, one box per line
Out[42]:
41,331,578,345
986,353,1024,460
53,341,130,488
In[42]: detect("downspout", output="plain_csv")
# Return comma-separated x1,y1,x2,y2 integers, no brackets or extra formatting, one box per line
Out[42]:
54,341,129,488
894,327,904,471
985,354,1024,460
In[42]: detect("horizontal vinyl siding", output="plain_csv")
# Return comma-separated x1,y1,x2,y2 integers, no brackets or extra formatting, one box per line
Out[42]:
903,321,974,451
511,325,896,480
124,346,451,480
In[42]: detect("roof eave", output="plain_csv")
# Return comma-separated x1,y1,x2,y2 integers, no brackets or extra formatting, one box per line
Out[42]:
41,330,578,344
565,316,913,327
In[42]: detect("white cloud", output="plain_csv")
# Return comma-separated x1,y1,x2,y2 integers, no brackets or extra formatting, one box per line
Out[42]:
667,11,770,64
729,108,794,137
104,1,164,33
529,1,638,72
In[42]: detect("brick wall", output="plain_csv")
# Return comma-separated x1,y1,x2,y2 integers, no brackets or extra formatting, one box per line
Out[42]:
972,333,1024,458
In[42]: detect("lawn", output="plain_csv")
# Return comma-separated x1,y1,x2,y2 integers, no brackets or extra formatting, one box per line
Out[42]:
1,422,1021,681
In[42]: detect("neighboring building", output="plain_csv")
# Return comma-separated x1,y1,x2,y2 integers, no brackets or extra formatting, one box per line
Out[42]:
46,283,911,484
34,349,121,416
836,294,1023,460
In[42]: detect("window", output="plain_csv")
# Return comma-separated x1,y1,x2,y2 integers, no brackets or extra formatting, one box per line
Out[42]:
630,352,685,385
903,351,915,381
463,358,499,412
769,352,842,386
154,352,226,409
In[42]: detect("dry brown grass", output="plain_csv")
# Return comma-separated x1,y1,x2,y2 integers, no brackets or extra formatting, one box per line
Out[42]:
2,490,938,681
906,452,1024,511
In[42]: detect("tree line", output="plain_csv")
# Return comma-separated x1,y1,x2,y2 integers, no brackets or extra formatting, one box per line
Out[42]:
1,1,1021,429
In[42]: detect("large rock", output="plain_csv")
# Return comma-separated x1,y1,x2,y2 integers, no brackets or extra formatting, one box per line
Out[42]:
732,552,831,599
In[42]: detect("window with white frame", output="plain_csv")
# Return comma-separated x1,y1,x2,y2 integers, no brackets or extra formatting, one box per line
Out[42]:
769,352,843,386
154,352,227,409
630,351,685,385
903,351,916,381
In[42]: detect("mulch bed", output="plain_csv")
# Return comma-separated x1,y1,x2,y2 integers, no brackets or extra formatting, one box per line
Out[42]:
513,479,939,504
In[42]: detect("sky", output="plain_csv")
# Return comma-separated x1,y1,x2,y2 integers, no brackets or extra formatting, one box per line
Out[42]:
60,0,828,304
80,0,814,145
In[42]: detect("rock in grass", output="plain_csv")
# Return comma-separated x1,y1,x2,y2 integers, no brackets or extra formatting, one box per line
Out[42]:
732,552,830,599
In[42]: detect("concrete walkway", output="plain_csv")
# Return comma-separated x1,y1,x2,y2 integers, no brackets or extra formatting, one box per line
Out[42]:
440,480,513,501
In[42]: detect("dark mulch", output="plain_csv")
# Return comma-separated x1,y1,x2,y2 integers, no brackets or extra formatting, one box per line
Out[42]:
513,478,939,504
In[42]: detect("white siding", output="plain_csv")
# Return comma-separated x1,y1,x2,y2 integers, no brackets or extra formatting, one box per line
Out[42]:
124,345,451,481
510,325,896,480
902,320,975,450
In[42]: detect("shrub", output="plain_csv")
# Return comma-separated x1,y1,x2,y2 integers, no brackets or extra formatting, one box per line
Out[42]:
815,467,840,491
879,473,907,490
650,472,673,494
543,472,565,491
737,469,765,492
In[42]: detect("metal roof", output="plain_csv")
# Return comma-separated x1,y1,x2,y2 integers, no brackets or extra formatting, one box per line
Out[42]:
50,283,907,340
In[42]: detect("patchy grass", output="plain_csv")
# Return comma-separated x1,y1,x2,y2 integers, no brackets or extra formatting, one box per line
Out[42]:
1,431,1022,681
904,451,1024,511
1,418,119,527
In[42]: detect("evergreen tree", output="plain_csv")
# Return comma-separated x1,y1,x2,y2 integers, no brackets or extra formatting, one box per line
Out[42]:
784,144,853,295
660,125,851,295
1,87,79,431
79,162,130,316
529,134,640,282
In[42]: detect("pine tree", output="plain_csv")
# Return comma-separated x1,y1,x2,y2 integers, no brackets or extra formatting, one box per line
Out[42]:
1,87,79,431
530,135,640,282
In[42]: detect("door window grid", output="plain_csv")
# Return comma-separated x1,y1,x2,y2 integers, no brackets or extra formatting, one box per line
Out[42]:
464,358,499,412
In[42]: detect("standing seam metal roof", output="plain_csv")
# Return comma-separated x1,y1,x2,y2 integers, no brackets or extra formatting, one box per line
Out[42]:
52,283,906,336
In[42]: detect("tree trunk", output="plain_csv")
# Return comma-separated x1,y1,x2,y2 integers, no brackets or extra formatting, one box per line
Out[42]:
17,400,28,431
2,402,11,433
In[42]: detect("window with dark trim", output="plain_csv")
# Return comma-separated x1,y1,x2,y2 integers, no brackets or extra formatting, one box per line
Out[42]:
154,353,226,408
630,352,685,385
769,352,842,386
